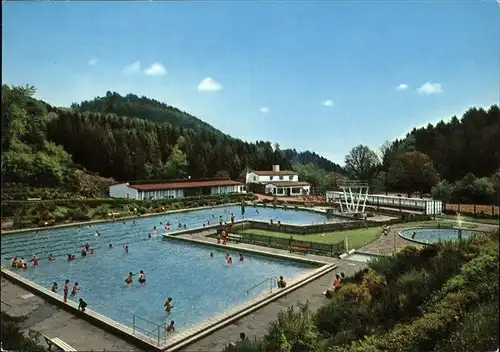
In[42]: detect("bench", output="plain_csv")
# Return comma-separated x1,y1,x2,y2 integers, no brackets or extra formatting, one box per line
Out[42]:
228,234,243,243
289,243,312,254
43,334,77,352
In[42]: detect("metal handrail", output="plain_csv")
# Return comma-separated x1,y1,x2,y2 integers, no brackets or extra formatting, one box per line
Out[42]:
246,277,276,295
132,314,164,346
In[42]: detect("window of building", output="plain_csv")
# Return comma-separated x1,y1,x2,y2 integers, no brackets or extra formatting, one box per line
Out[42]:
253,175,257,181
279,176,284,180
291,187,302,194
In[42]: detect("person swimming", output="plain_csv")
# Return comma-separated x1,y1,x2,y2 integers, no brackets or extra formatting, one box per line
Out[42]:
148,233,152,239
164,297,174,313
48,254,55,262
51,282,58,292
125,272,135,284
210,252,214,258
109,243,113,248
81,246,87,257
239,254,244,262
227,256,233,264
123,245,129,253
31,256,39,267
165,320,175,332
90,248,94,255
71,282,80,296
138,270,146,283
11,256,17,267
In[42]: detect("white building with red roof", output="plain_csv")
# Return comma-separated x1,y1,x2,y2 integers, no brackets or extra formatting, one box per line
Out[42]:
245,165,311,197
109,178,245,200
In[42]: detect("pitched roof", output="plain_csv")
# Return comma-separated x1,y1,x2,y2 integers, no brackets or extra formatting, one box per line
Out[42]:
251,170,298,176
267,181,310,187
128,179,243,191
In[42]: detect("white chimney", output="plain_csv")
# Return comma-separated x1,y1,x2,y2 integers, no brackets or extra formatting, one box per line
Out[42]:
272,165,280,172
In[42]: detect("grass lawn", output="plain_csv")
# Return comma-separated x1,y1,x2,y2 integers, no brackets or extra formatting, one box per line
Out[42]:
437,215,499,225
238,227,382,249
237,219,481,250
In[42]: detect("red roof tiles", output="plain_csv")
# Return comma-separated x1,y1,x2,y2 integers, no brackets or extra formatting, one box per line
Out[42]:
129,179,243,191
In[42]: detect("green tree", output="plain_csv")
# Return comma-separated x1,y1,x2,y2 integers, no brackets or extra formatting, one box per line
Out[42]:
344,145,380,181
388,151,440,195
165,144,188,178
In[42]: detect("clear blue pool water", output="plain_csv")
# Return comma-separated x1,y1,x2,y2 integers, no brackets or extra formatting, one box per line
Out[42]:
1,205,327,333
399,228,485,244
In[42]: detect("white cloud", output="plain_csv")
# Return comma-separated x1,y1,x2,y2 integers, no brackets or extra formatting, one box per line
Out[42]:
87,58,98,66
144,62,167,77
322,99,334,107
197,77,222,92
122,61,141,74
417,82,443,95
396,83,408,91
260,106,269,114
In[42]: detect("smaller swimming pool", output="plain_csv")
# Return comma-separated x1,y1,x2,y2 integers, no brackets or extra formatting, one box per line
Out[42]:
399,228,485,244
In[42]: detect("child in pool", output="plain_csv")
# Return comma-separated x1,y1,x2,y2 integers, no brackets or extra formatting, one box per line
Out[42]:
164,297,174,313
165,320,175,333
138,270,146,283
71,282,80,296
125,272,135,284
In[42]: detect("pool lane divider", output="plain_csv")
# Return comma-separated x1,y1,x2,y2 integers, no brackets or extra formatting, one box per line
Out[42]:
1,202,242,236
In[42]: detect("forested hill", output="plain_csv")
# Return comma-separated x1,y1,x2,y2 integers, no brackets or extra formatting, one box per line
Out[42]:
1,84,344,196
284,149,344,173
400,105,499,182
71,91,224,136
70,91,345,175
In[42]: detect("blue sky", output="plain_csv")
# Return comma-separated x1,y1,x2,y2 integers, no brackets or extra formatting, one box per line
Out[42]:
2,1,498,164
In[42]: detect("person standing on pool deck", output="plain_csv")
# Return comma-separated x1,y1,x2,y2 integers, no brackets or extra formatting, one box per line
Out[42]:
164,297,174,314
63,279,70,302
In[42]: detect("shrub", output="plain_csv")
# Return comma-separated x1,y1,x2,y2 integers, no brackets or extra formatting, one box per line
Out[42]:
67,209,90,221
433,300,499,352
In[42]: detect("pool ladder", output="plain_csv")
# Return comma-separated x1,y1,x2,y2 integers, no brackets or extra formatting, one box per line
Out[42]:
246,277,277,296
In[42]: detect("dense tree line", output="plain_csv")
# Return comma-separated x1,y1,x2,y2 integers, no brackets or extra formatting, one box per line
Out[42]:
341,105,499,204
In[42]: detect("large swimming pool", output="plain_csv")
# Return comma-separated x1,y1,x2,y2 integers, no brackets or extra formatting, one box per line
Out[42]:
1,205,327,334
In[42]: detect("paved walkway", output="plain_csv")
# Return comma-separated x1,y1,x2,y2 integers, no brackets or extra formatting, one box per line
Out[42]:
178,259,365,352
1,277,142,352
357,222,498,256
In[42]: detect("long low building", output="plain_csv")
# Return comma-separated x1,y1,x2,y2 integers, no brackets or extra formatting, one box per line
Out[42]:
325,191,443,215
109,178,245,200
